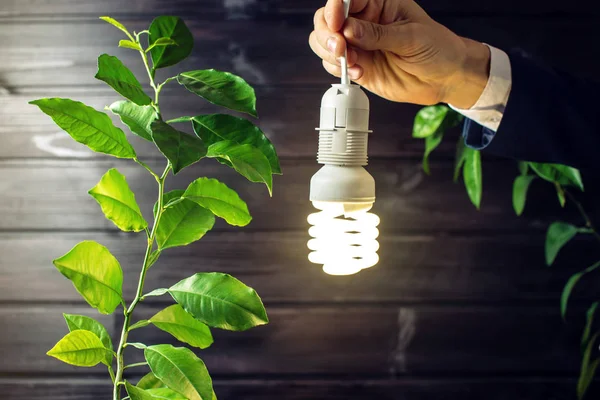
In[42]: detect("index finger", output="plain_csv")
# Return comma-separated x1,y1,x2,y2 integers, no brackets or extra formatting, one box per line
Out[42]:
324,0,369,31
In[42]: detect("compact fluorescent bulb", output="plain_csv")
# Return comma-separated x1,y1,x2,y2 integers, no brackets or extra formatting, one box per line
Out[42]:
307,82,380,276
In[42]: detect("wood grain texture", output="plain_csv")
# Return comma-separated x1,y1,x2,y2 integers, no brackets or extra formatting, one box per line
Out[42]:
0,159,591,232
2,0,600,397
2,0,599,18
1,377,594,400
3,231,598,303
0,305,580,375
1,18,599,92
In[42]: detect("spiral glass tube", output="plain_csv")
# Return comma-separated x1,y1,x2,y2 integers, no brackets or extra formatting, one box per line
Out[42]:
307,203,380,276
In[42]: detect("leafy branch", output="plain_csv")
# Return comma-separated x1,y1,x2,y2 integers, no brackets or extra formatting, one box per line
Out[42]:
32,15,281,400
414,104,600,399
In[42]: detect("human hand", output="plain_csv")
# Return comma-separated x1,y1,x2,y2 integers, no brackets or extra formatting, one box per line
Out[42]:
309,0,491,108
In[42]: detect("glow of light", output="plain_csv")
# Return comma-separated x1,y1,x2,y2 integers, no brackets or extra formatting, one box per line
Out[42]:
307,202,380,276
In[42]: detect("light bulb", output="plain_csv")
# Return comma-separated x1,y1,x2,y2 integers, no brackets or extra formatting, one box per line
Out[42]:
307,202,380,275
307,78,379,275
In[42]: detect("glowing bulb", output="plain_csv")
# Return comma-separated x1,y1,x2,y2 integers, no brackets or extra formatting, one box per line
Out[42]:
308,3,379,276
307,202,380,275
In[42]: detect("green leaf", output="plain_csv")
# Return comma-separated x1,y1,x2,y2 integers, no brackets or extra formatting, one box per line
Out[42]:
128,381,186,400
545,222,579,266
119,40,143,51
88,168,147,232
453,137,467,183
151,121,207,174
149,16,194,70
109,100,158,142
149,304,214,349
145,344,213,400
169,272,269,331
147,38,178,53
178,70,257,117
518,161,529,176
182,178,252,227
147,388,187,400
529,163,584,191
561,261,600,320
63,314,113,366
512,175,536,216
556,184,566,208
445,110,465,128
138,372,165,389
577,332,600,400
126,382,155,400
149,389,187,400
95,54,152,106
53,241,123,314
463,148,482,209
99,16,133,39
148,250,162,269
156,190,215,250
207,141,273,195
29,98,136,159
582,302,599,352
191,114,280,174
129,319,151,331
422,131,443,175
412,105,449,138
47,330,108,367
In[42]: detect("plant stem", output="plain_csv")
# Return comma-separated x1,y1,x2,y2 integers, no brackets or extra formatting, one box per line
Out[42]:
134,158,159,181
565,189,600,244
136,41,161,116
111,34,176,400
112,163,171,400
124,361,149,370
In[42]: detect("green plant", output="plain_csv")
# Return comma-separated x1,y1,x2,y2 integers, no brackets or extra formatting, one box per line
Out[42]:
31,15,281,400
414,105,599,398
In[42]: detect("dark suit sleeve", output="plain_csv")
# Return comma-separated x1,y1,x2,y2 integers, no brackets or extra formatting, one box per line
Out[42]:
462,49,600,169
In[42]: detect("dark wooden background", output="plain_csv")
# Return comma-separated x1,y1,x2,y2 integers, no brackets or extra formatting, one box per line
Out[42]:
2,0,600,398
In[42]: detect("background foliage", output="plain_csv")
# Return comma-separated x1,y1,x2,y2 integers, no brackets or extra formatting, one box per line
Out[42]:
414,105,600,398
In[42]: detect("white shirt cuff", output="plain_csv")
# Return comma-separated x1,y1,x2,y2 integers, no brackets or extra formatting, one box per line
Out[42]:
449,45,512,132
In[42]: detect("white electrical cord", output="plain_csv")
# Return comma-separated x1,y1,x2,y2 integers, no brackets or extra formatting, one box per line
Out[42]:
340,0,351,85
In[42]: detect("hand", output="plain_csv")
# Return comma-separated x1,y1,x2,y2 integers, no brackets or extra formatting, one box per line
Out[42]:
309,0,491,108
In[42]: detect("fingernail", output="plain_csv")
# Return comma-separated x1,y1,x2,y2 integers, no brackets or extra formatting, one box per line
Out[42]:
327,37,336,53
348,67,360,80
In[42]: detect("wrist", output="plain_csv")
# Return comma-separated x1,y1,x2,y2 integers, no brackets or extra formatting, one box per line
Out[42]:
444,38,490,109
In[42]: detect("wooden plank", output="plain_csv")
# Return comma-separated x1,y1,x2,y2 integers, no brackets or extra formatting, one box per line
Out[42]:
0,305,581,374
0,377,593,400
3,231,598,303
0,91,429,158
1,0,598,18
1,18,599,91
0,158,590,232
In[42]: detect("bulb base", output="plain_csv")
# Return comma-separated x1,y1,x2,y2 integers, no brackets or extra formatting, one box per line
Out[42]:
310,164,375,210
316,84,371,167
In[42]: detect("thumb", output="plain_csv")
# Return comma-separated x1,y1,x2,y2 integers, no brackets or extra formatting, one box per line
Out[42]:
343,18,403,51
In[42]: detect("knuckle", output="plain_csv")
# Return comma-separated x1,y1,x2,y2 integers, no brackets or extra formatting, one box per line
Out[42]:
314,7,325,26
371,23,386,43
